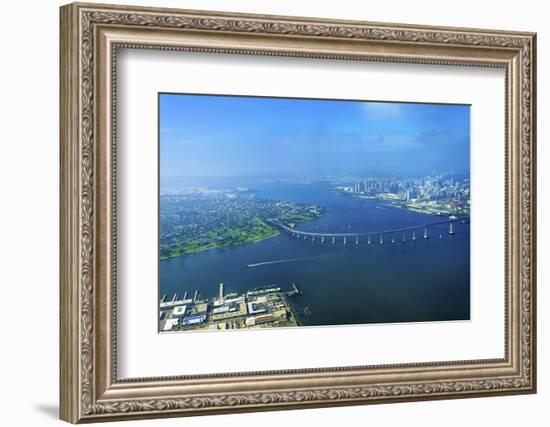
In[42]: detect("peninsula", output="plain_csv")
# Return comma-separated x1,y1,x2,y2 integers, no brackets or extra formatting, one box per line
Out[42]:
160,188,324,259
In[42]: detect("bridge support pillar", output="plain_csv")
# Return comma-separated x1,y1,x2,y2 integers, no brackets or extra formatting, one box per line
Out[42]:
449,222,455,235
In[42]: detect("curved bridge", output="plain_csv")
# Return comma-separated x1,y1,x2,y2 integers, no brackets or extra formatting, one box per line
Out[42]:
267,217,468,245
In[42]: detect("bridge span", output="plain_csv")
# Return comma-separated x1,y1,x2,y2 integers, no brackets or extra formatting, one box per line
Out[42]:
267,217,468,245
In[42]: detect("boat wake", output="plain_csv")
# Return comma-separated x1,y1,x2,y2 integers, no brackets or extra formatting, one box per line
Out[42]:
247,255,331,268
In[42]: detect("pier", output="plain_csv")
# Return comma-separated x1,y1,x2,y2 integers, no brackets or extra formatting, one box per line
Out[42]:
160,284,301,332
286,283,303,297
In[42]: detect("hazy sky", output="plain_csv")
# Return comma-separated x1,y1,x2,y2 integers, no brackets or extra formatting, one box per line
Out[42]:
159,93,470,179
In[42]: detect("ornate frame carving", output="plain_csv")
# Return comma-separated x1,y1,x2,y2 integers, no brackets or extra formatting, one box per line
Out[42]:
60,2,536,423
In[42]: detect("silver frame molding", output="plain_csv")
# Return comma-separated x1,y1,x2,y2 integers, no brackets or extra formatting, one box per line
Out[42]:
60,2,537,423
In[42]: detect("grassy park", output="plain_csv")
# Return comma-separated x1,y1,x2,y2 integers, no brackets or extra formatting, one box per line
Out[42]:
160,217,280,260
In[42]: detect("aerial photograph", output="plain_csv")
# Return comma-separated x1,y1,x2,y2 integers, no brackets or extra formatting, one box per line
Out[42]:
158,93,471,333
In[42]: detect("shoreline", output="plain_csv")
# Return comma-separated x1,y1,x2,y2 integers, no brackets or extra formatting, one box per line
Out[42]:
343,192,468,218
160,229,281,261
384,202,469,218
250,230,280,244
160,212,323,261
286,300,302,327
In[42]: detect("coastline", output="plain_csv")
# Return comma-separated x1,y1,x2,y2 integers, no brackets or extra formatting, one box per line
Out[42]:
160,229,281,261
160,212,323,261
286,300,302,327
250,230,280,243
343,192,469,218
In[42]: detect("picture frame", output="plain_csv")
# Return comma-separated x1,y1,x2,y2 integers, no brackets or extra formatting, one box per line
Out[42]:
59,2,537,423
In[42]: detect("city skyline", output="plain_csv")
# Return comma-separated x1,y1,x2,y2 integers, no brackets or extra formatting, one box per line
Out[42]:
159,94,471,179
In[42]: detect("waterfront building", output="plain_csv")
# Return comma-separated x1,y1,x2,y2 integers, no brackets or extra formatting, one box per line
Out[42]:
160,284,299,332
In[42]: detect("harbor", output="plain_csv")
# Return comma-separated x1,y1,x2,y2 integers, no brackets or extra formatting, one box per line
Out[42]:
159,283,302,332
160,181,471,329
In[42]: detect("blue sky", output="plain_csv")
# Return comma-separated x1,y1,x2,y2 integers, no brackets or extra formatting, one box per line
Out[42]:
159,93,470,179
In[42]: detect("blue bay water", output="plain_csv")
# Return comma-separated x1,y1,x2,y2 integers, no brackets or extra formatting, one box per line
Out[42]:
159,182,470,326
